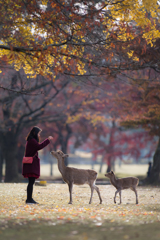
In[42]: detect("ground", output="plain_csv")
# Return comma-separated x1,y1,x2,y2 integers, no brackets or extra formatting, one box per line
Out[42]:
0,183,160,240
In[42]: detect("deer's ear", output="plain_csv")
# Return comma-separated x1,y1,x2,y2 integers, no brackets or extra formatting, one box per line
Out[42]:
62,154,69,158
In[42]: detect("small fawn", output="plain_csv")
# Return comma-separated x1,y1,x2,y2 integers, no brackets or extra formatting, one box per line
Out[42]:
105,171,139,204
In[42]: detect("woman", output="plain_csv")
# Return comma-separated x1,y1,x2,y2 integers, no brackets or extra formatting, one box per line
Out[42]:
22,126,53,204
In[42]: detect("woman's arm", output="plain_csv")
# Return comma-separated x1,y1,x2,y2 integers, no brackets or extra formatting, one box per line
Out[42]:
31,138,50,151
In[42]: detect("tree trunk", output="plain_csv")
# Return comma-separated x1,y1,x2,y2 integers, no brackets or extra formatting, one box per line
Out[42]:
106,120,116,173
106,156,112,173
50,161,53,176
99,156,104,173
91,158,95,170
0,148,3,182
0,131,19,182
148,137,160,184
16,144,25,174
58,123,72,166
61,142,69,166
111,159,115,172
49,143,57,177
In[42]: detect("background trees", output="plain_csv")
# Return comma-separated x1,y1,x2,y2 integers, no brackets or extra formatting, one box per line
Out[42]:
0,66,158,182
113,69,160,183
0,66,107,181
0,67,69,182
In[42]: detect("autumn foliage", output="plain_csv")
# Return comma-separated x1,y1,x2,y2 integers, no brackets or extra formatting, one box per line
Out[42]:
0,0,160,78
0,0,160,183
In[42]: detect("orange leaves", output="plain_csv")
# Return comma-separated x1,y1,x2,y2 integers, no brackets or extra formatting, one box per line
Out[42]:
51,2,57,8
0,183,159,228
30,212,35,215
57,216,65,220
111,42,115,48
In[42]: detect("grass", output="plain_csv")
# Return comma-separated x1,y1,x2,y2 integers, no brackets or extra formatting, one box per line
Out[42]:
1,220,160,240
40,163,149,177
0,183,160,239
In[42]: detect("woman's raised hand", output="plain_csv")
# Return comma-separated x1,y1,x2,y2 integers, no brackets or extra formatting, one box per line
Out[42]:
48,136,53,140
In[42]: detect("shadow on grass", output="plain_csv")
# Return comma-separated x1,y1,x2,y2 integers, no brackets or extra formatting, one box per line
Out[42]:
0,218,160,240
143,204,160,213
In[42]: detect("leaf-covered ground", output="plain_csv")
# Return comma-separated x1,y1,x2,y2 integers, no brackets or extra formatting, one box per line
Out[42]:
0,183,160,240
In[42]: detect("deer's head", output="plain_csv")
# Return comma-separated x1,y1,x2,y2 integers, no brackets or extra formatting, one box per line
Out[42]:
50,150,69,160
105,171,114,178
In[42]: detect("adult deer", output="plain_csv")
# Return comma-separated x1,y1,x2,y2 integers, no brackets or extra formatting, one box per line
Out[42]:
51,150,102,204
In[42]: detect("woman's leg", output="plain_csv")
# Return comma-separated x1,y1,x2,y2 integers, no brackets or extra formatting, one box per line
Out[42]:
26,177,36,201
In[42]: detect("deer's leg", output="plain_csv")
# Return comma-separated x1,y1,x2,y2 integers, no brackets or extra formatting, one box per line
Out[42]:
131,187,138,204
119,190,122,204
93,184,102,204
89,184,94,204
68,182,73,204
114,189,120,204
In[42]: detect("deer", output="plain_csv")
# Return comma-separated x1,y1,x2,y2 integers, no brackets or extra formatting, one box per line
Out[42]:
105,171,139,204
51,150,102,205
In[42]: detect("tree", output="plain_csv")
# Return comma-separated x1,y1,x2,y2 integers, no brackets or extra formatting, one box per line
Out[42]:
64,78,157,174
82,120,156,173
0,0,160,79
0,67,69,182
115,68,160,183
0,66,114,181
48,78,157,174
40,79,107,165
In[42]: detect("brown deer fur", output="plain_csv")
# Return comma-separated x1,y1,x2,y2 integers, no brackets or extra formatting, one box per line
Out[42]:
51,150,102,204
105,171,139,204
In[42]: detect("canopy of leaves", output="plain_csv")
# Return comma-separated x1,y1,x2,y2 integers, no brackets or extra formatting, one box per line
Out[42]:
0,0,160,77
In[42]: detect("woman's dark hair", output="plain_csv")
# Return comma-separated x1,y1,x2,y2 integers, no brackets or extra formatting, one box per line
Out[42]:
26,126,42,142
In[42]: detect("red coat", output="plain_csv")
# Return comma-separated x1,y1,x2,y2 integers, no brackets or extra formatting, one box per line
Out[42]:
22,138,50,178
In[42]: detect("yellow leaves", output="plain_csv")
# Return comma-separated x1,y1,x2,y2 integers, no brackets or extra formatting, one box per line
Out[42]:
41,0,48,5
106,0,160,48
0,0,160,77
110,219,115,222
143,0,158,11
143,30,160,46
127,51,134,58
133,56,139,62
67,112,106,125
127,50,139,62
77,62,86,75
62,56,67,64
